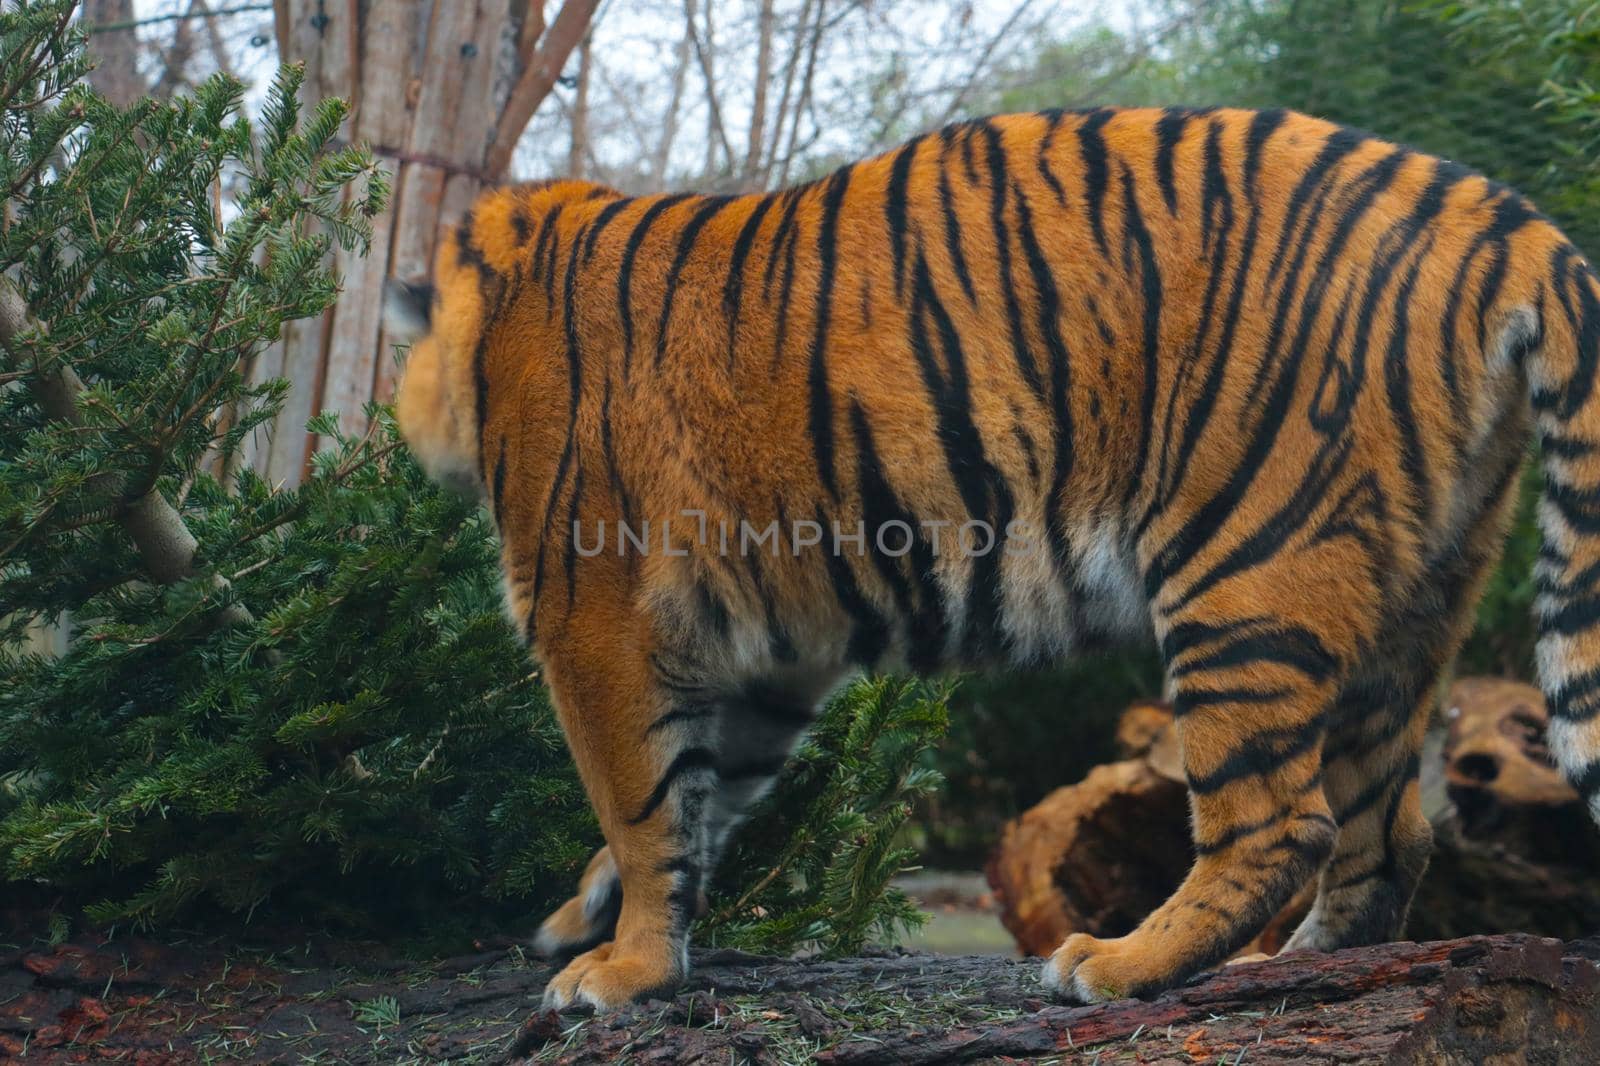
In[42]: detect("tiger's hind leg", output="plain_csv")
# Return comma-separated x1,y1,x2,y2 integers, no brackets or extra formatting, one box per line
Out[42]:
1043,562,1353,1003
1285,474,1518,953
703,681,821,870
1283,669,1434,953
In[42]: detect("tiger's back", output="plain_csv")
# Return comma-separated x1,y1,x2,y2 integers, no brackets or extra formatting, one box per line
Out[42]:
390,107,1600,1010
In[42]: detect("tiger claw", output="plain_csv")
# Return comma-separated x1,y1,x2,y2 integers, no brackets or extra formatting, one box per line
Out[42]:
540,942,678,1012
1041,933,1156,1004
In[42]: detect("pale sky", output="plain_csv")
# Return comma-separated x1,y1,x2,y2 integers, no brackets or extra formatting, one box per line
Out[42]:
118,0,1144,185
513,0,1142,183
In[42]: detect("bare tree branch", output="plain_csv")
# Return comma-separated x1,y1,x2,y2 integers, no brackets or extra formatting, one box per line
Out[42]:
778,0,827,186
741,0,776,189
195,0,238,81
567,28,593,178
651,1,696,187
934,0,1039,127
0,281,252,626
150,0,205,101
514,0,548,64
690,0,734,182
761,0,814,186
484,0,602,182
593,65,657,167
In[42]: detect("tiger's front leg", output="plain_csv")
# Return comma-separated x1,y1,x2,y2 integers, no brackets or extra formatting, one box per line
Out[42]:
1043,566,1349,1002
534,680,822,975
535,609,713,1011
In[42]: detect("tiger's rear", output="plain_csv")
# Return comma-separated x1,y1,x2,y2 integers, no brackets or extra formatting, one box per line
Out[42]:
387,107,1600,1010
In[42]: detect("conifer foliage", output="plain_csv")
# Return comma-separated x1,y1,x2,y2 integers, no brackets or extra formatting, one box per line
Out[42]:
0,1,944,950
706,677,949,955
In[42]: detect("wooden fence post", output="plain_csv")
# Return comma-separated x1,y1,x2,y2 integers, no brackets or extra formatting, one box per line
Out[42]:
250,0,598,485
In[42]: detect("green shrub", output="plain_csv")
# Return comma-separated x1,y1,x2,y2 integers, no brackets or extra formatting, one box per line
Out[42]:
0,1,939,954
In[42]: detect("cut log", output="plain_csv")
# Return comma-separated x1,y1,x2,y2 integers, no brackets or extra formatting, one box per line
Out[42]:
989,681,1600,960
5,921,1599,1063
985,757,1190,956
1441,677,1600,870
1408,816,1600,942
1114,697,1179,763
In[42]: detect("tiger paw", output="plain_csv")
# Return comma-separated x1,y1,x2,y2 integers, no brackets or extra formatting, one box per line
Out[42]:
532,849,621,959
540,943,679,1012
1040,932,1163,1004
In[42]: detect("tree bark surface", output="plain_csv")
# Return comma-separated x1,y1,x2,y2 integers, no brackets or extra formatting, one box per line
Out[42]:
5,926,1598,1063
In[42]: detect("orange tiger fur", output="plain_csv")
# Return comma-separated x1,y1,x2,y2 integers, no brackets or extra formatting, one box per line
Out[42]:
387,107,1600,1009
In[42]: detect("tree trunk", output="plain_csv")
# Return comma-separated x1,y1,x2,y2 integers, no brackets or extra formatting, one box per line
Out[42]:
742,0,775,190
81,0,145,108
248,0,598,485
566,29,592,178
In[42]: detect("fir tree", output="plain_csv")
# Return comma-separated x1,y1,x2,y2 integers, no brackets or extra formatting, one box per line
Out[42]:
0,0,944,951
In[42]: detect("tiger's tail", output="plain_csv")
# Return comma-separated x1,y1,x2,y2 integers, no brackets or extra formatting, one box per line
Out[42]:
1530,243,1600,823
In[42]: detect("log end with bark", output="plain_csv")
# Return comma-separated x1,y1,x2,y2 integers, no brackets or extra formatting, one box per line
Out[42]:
988,680,1600,962
984,756,1191,957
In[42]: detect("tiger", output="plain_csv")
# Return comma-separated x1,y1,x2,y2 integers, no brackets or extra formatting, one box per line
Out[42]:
383,105,1600,1011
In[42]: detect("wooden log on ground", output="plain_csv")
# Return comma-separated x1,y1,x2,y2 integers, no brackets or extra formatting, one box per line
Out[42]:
1441,677,1600,870
984,755,1190,956
4,922,1599,1063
